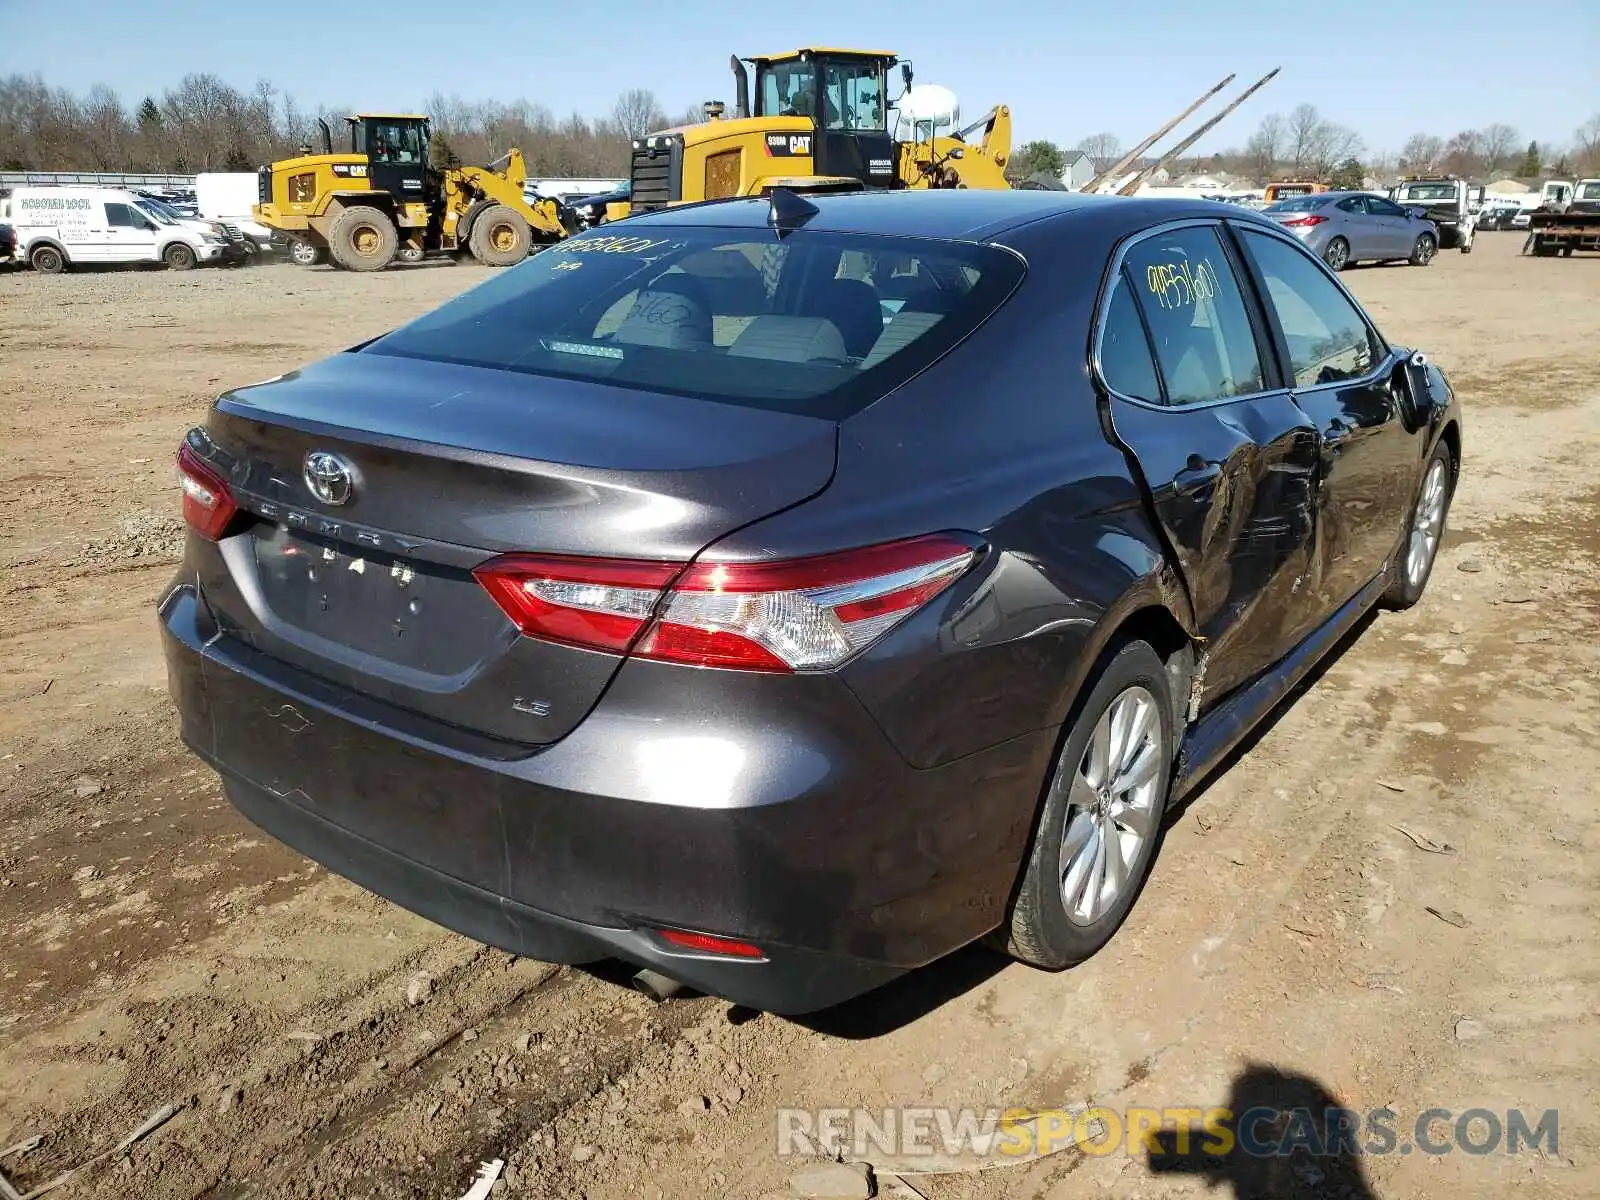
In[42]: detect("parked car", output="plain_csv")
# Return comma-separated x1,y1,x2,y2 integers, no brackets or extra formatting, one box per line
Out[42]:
0,221,15,262
566,182,631,229
1476,198,1523,231
161,190,1462,1014
1264,190,1439,269
0,185,233,273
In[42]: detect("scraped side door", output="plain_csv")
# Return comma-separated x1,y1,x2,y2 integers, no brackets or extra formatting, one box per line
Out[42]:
1095,221,1322,705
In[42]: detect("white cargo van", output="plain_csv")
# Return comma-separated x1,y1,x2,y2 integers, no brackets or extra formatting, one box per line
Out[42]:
0,185,227,273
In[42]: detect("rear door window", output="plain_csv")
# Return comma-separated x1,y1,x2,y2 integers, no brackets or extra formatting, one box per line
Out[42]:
1098,275,1162,403
1122,226,1265,405
362,227,1025,419
105,202,139,227
1238,229,1385,387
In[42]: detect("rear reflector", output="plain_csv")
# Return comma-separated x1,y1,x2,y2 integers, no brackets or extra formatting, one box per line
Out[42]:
473,534,977,673
176,442,238,540
1279,214,1329,228
654,928,766,959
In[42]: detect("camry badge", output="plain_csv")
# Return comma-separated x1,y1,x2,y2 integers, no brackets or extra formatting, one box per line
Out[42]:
303,451,355,506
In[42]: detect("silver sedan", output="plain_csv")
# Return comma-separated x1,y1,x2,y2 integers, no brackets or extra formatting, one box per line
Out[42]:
1263,191,1440,270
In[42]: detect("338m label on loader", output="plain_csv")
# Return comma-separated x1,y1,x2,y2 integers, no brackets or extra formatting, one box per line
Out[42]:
765,134,812,157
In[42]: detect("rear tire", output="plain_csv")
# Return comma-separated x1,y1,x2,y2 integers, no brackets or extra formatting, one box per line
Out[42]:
1323,237,1350,271
1409,233,1437,266
164,242,197,271
328,205,399,272
1002,640,1174,969
398,243,425,264
468,205,532,267
30,244,66,274
1382,440,1455,611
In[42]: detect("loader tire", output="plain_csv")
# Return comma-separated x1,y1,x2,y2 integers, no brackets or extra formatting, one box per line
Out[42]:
328,206,399,272
469,205,532,267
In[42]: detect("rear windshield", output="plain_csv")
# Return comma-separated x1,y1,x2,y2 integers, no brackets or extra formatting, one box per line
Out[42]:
1266,196,1331,213
1579,182,1600,201
361,226,1025,419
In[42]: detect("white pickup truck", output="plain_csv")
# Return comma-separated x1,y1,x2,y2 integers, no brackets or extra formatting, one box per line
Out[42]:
1389,176,1476,252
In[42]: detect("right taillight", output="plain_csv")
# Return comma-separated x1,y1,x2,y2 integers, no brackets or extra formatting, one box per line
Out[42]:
473,534,977,673
176,442,238,540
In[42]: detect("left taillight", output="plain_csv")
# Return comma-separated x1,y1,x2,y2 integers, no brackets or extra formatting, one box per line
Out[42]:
473,533,978,674
176,442,238,540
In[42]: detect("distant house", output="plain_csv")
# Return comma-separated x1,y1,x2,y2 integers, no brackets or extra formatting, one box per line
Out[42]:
1175,173,1226,190
1484,177,1533,195
1061,151,1094,190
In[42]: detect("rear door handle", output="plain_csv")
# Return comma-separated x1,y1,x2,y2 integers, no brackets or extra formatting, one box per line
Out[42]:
1173,455,1220,498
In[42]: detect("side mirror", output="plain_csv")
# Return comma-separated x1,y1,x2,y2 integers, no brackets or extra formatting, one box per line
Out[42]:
901,62,913,90
1405,206,1425,220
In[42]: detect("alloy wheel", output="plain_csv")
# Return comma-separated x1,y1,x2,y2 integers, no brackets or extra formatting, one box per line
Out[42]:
1060,685,1162,926
1325,239,1348,270
1406,457,1448,588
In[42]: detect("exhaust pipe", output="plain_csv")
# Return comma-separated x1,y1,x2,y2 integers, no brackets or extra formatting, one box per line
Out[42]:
730,55,751,120
316,117,333,156
632,968,685,1003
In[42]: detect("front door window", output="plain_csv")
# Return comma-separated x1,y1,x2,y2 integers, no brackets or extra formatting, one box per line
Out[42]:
821,60,886,131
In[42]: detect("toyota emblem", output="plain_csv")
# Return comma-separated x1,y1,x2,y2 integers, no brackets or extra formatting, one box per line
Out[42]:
303,451,355,506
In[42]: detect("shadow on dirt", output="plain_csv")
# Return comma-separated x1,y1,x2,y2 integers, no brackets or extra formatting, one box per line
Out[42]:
1147,1062,1377,1198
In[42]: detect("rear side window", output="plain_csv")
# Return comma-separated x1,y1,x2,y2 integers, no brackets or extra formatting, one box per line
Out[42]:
1098,276,1161,402
1122,226,1264,405
363,227,1025,419
1239,230,1384,388
105,203,138,227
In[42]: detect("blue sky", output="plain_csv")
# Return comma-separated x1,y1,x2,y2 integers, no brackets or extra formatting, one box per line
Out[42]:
4,0,1595,154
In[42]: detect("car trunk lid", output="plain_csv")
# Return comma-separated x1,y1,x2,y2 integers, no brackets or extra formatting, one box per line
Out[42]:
194,351,836,748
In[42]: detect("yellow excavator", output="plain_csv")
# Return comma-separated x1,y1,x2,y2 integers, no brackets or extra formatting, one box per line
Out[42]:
254,113,573,270
609,48,1012,219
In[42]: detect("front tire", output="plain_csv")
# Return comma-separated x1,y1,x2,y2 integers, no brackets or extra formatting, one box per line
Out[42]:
1003,640,1174,969
328,205,399,272
468,205,532,267
1323,237,1350,271
164,243,197,271
1382,441,1454,610
1410,233,1437,266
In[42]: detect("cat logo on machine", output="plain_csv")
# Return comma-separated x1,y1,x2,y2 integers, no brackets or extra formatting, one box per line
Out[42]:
765,133,813,157
331,164,369,178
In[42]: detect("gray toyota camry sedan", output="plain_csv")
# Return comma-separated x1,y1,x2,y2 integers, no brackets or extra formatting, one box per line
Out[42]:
161,189,1462,1014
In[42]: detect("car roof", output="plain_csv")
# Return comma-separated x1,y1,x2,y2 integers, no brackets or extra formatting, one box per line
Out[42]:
615,188,1268,244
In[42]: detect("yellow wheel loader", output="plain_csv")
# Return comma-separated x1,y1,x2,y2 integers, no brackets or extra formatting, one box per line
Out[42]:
609,48,1012,220
253,114,573,271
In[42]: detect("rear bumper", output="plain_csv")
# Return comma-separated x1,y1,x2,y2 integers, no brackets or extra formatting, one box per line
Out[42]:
160,579,1054,1013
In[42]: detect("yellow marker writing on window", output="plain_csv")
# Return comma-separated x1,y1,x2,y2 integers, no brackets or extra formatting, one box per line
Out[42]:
1146,258,1221,310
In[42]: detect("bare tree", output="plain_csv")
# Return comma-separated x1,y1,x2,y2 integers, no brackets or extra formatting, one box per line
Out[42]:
0,72,696,177
1400,132,1444,173
611,88,666,140
1245,112,1285,182
1075,132,1121,163
1287,103,1323,172
1441,128,1485,177
1480,123,1519,176
1575,113,1600,173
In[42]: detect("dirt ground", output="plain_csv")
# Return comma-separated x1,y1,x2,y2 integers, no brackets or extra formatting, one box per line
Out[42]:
1,236,1596,1200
